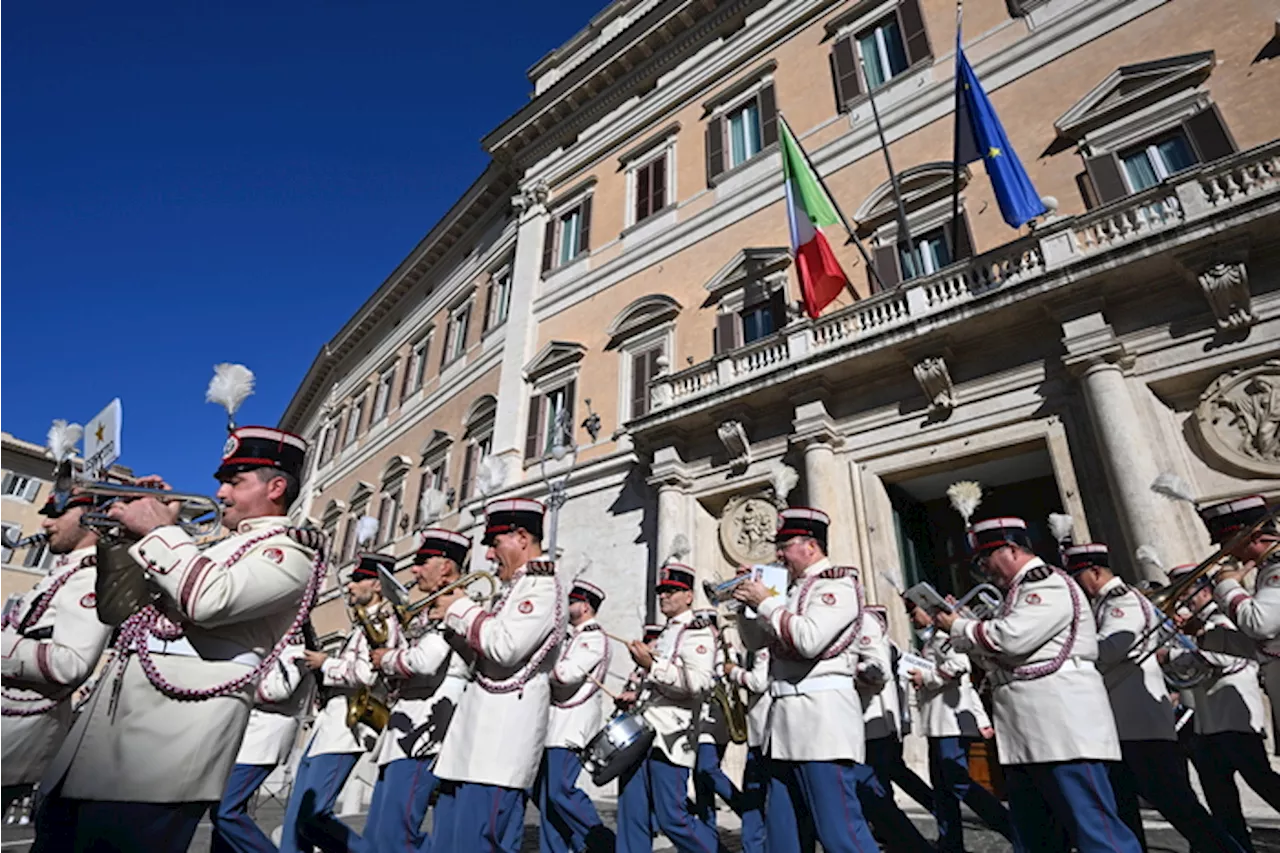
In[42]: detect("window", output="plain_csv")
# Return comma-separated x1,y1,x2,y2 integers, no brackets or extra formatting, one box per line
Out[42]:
377,486,402,545
458,434,492,504
629,346,664,419
372,364,397,424
442,302,471,367
343,396,365,447
705,84,778,185
402,334,432,398
1119,131,1198,192
1,523,19,564
1,474,40,502
741,303,779,344
340,515,359,564
457,396,497,503
542,197,593,274
727,99,763,169
898,227,953,280
483,265,513,332
608,295,681,422
525,381,576,460
830,0,932,112
632,155,668,224
319,419,339,465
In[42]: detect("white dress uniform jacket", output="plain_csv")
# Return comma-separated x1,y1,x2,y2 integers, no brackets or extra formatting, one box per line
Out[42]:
434,560,564,790
950,558,1121,765
375,614,471,765
912,627,990,738
1090,577,1176,742
856,610,899,741
310,600,402,757
1183,611,1267,736
45,517,317,802
1214,553,1280,717
730,618,772,749
235,644,313,767
753,558,866,763
546,618,609,750
639,610,715,769
2,547,111,786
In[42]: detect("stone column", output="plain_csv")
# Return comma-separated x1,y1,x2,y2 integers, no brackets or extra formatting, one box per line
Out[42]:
792,400,855,566
1062,312,1168,581
489,180,551,489
648,445,694,616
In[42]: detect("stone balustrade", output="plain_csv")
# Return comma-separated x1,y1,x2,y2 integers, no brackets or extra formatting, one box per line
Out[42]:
648,141,1280,415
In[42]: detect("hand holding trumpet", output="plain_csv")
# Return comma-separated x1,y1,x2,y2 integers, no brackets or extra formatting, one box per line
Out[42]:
106,475,182,537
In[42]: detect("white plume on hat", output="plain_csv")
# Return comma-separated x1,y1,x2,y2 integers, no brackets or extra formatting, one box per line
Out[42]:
1135,544,1164,575
667,533,691,564
418,487,448,526
46,420,84,465
1047,513,1075,545
1151,472,1196,505
475,455,506,498
770,465,799,506
355,515,379,547
947,481,983,525
206,364,256,427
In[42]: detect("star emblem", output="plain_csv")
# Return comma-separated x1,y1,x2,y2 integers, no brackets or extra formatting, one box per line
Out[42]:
94,422,105,443
987,146,1002,158
765,585,780,597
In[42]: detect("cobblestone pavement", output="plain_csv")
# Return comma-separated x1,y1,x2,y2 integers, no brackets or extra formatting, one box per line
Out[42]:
4,799,1278,851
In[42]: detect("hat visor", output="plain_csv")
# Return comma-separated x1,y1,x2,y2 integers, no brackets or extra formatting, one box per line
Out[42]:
656,581,691,592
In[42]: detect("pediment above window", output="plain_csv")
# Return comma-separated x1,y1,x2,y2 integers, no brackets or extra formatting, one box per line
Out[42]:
606,295,682,349
347,481,374,507
1054,51,1215,141
419,429,453,459
855,162,971,234
701,248,791,307
524,340,587,381
380,455,412,484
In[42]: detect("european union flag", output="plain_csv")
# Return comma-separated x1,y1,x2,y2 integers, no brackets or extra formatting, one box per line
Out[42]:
955,37,1046,228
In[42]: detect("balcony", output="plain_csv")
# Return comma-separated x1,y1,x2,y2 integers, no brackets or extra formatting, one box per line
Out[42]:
646,142,1280,418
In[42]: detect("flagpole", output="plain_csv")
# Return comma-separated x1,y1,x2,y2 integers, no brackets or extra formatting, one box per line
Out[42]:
866,80,915,282
779,113,883,295
950,0,964,256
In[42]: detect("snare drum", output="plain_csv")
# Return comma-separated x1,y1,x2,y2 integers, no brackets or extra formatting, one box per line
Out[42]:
578,710,655,786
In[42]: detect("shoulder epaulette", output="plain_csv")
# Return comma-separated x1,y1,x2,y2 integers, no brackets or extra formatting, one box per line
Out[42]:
578,622,602,633
1024,565,1054,582
286,527,327,553
526,560,557,576
689,615,713,630
818,566,859,581
79,555,97,569
1103,583,1130,601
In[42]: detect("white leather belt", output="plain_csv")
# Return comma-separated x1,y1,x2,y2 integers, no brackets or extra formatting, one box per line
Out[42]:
147,636,261,668
770,672,852,697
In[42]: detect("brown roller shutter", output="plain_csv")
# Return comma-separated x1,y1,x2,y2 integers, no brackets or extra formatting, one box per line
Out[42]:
651,156,666,212
714,312,741,353
768,288,789,332
577,197,592,255
631,350,655,418
873,244,901,290
541,219,556,273
525,395,544,459
636,164,651,222
1183,106,1236,165
706,118,725,185
952,213,975,261
831,35,862,112
759,85,779,148
1084,153,1127,205
897,0,932,66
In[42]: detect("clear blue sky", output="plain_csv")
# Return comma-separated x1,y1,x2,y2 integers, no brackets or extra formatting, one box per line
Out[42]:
3,0,605,496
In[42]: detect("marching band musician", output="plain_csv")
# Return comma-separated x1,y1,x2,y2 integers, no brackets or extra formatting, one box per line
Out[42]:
362,528,474,853
904,601,1018,853
614,563,718,853
732,506,882,853
933,516,1141,853
535,579,614,853
210,639,313,853
1168,562,1280,853
2,480,112,816
723,614,770,853
429,497,565,853
1063,543,1243,853
852,602,936,853
34,420,319,853
279,552,402,853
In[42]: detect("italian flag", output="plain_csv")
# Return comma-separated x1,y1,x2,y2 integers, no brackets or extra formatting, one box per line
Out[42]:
781,118,851,319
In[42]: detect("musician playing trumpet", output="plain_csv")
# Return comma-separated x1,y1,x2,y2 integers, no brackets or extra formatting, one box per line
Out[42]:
1063,542,1243,853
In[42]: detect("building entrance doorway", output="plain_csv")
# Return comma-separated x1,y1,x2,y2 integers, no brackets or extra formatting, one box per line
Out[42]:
887,443,1067,598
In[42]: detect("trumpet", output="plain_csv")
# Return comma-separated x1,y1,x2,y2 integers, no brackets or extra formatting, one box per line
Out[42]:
393,571,498,628
0,530,47,551
70,482,223,538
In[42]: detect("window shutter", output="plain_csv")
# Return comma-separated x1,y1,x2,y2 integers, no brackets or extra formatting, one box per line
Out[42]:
705,118,725,185
24,479,40,502
768,288,789,331
1085,153,1127,205
872,244,901,289
1,473,12,496
714,312,741,354
577,197,592,255
525,395,544,459
541,219,556,274
831,35,862,112
952,213,975,261
759,85,779,148
460,443,477,502
1183,106,1236,164
897,0,932,66
636,163,651,223
481,280,495,333
631,351,653,418
651,156,666,213
1076,171,1100,211
563,381,576,445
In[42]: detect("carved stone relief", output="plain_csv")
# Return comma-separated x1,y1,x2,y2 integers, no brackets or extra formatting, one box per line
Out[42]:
718,420,751,471
719,494,779,566
913,355,958,411
1196,260,1255,332
1194,360,1280,477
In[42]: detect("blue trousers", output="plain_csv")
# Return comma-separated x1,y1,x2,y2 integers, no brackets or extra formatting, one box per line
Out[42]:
211,763,277,853
854,739,935,853
617,750,719,853
1004,760,1142,853
278,747,360,853
738,747,767,853
1111,739,1244,853
1192,731,1280,853
357,757,439,853
871,734,936,813
32,792,209,853
439,781,526,853
765,759,880,853
928,736,1018,852
693,742,740,829
535,747,612,853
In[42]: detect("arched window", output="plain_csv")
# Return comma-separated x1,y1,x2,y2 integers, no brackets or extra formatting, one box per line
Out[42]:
855,162,973,289
607,295,680,422
458,396,497,505
378,456,412,546
342,481,374,563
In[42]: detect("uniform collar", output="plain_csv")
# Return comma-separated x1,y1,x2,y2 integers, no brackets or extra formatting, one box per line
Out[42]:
52,545,96,571
666,610,694,627
1010,556,1046,585
236,515,289,534
1097,576,1126,599
571,616,599,635
801,557,832,578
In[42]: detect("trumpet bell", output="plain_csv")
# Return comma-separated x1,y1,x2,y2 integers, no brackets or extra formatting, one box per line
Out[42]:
346,686,391,732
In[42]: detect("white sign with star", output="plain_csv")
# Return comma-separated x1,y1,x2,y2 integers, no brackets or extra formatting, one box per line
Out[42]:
84,398,123,479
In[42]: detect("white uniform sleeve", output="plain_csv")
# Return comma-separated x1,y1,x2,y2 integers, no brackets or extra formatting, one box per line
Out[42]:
951,578,1071,656
257,646,308,704
552,630,607,688
1094,603,1145,672
649,626,715,699
444,581,557,669
2,571,111,689
757,578,858,660
381,629,452,679
1215,564,1280,640
730,647,771,695
855,620,890,687
322,629,377,688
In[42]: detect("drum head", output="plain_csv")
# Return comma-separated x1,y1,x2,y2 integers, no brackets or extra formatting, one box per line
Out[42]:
589,726,654,786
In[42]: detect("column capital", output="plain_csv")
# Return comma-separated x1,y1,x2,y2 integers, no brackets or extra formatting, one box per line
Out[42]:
792,399,844,449
648,445,693,491
1059,312,1133,377
511,179,550,221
